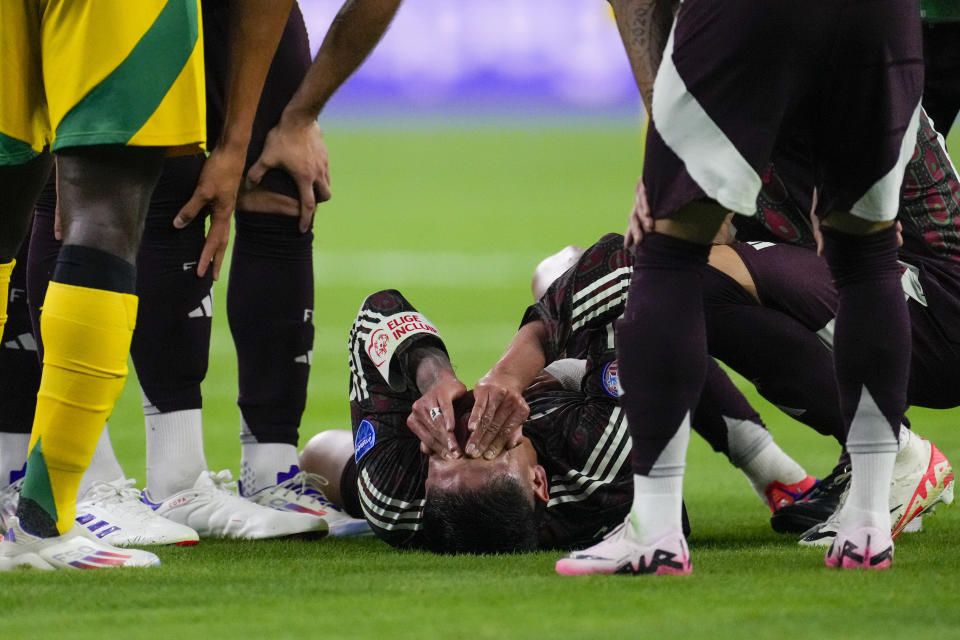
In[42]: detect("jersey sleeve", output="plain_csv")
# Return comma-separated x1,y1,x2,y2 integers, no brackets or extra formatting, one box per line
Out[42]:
520,233,632,362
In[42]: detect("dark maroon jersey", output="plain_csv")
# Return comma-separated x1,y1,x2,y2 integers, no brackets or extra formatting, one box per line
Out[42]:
344,276,636,550
736,110,960,267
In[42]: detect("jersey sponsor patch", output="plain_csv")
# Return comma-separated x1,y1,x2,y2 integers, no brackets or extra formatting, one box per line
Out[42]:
364,311,441,388
602,361,621,398
355,420,377,462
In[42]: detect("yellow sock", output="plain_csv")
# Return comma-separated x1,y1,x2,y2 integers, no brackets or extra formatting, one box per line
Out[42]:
0,259,14,336
20,281,137,535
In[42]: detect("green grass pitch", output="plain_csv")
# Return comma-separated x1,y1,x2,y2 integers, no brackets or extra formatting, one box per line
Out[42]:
3,121,960,639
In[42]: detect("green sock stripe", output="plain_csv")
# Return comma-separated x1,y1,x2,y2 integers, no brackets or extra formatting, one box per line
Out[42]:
0,130,40,165
53,0,199,150
20,439,59,525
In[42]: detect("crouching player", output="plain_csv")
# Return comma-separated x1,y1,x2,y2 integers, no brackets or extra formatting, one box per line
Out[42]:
300,240,817,554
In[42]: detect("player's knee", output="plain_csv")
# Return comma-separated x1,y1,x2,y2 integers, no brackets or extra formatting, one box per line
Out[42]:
234,210,312,258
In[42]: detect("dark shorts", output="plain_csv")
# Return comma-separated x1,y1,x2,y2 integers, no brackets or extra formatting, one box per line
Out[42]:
725,241,960,410
644,0,924,222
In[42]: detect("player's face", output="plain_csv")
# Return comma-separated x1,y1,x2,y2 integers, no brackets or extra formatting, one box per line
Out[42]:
425,437,548,502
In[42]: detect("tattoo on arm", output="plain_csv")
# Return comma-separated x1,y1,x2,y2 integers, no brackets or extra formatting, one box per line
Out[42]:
610,0,678,114
407,346,455,394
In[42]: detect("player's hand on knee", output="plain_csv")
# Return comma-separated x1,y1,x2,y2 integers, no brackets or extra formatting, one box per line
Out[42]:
625,177,653,249
466,377,528,460
175,145,246,280
246,112,331,234
408,376,467,459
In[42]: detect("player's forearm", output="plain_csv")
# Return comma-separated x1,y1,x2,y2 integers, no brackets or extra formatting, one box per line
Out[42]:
608,0,677,114
484,321,549,393
281,0,403,124
219,0,297,151
408,346,459,395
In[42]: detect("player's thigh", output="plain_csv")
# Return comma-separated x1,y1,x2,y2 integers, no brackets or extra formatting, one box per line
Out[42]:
645,0,820,220
816,0,924,223
42,0,205,154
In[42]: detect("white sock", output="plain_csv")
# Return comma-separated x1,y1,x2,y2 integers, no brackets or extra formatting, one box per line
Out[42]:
724,417,806,501
0,432,30,488
740,443,807,503
78,425,126,497
628,413,690,543
145,408,208,500
840,388,898,530
629,475,685,543
239,442,300,497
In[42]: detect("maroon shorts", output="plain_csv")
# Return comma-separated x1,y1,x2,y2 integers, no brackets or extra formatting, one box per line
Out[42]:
644,0,924,223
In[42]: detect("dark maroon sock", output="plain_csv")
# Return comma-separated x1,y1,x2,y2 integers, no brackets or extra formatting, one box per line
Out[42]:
130,156,211,412
228,211,314,446
616,233,711,475
0,239,40,434
820,225,908,439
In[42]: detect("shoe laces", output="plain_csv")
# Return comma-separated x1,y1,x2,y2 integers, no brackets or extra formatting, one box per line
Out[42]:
207,469,240,493
85,479,142,504
802,460,851,501
276,471,336,506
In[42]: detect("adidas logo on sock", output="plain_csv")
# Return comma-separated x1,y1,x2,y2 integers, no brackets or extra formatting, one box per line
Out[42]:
295,350,313,365
188,294,214,318
3,333,38,351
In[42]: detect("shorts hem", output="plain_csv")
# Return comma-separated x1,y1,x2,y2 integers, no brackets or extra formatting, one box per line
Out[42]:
52,129,205,152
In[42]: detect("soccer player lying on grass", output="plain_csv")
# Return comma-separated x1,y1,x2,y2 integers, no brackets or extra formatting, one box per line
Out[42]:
297,257,819,555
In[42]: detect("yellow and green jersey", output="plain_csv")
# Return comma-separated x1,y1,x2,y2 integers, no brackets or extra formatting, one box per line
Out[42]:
0,0,206,165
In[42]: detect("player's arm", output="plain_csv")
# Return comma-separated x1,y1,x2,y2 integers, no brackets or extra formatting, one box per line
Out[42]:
466,321,548,460
246,0,405,232
608,0,677,115
405,346,468,459
175,0,296,279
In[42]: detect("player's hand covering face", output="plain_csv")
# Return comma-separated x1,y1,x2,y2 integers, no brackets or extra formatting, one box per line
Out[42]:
174,144,247,280
409,375,468,459
466,374,528,460
245,114,331,233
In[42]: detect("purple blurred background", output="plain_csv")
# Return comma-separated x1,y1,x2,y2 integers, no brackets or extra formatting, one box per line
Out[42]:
300,0,641,118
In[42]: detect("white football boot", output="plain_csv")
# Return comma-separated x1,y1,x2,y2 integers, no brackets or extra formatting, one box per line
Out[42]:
142,470,327,540
800,434,954,546
76,478,199,547
556,518,692,576
248,469,371,538
0,518,160,570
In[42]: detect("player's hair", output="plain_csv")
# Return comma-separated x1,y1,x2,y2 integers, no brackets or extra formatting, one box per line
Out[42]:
421,475,544,555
